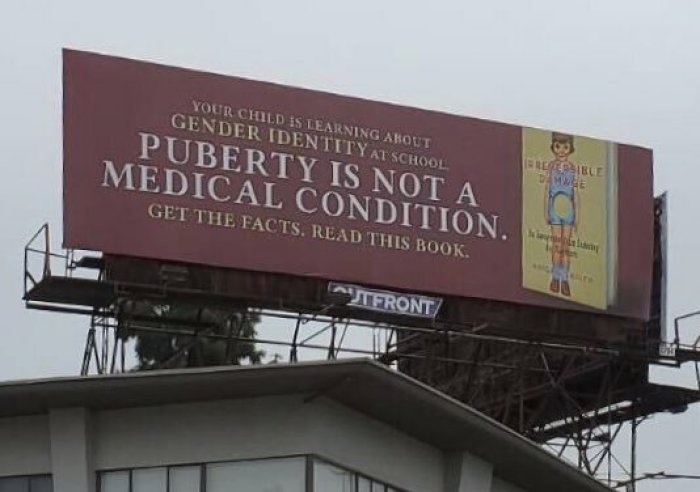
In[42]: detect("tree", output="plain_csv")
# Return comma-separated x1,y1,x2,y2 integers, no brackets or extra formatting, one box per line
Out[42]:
118,299,264,370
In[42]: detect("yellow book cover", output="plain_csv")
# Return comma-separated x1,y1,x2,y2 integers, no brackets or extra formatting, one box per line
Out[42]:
521,128,617,310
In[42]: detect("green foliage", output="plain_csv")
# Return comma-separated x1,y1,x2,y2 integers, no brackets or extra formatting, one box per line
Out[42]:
122,300,264,370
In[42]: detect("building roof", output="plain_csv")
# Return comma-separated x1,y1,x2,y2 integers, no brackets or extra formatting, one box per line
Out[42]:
0,358,610,492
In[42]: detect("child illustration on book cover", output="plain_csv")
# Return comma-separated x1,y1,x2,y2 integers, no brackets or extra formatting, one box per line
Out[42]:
544,132,578,297
522,127,612,310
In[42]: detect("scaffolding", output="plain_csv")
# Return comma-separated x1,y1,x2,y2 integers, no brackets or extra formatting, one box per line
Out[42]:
23,223,700,490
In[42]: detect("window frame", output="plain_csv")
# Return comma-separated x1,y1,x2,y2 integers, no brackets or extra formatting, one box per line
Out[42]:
97,454,407,492
0,474,53,492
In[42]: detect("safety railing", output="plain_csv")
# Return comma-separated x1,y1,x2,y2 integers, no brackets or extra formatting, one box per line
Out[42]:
23,223,70,298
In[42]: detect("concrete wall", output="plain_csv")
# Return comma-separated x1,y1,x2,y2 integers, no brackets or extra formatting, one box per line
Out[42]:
0,415,51,477
0,397,532,492
444,452,493,492
492,477,527,492
49,408,95,492
308,398,445,490
94,395,445,491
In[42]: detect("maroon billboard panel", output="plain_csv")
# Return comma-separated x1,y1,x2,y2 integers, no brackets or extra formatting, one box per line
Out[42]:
63,50,654,319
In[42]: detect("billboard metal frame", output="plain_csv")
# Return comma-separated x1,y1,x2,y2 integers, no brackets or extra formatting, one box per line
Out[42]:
21,220,700,490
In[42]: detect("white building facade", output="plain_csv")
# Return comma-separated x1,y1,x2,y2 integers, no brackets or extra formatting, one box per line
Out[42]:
0,359,611,492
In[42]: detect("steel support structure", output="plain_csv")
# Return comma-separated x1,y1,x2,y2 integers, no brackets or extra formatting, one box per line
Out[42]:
22,224,700,489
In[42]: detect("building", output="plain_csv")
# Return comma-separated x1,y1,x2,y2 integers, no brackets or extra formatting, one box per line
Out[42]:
0,358,611,492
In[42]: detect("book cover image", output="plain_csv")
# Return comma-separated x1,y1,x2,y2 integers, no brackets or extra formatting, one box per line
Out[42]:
521,128,618,310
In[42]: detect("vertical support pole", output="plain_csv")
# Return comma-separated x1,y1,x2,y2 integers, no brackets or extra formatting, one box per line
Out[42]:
120,336,126,373
577,427,583,470
43,224,51,278
80,328,95,376
92,336,102,375
102,323,109,373
290,315,302,363
120,300,129,373
630,414,638,492
327,320,337,360
607,364,613,487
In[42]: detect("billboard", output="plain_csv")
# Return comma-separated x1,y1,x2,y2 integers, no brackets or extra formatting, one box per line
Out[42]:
63,50,654,320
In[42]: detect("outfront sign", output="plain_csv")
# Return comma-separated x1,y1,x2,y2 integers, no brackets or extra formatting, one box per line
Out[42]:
63,50,654,319
328,282,442,318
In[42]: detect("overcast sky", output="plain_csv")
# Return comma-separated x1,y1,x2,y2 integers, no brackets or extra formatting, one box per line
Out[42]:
1,1,699,490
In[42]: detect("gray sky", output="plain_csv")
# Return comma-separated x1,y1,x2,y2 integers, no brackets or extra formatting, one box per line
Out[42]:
1,1,699,490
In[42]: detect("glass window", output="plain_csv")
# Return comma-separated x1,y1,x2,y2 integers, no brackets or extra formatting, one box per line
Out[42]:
0,476,52,492
169,466,200,492
100,471,130,492
313,461,354,492
97,456,404,492
28,476,53,492
207,457,305,492
0,477,27,492
132,468,166,492
357,476,372,492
